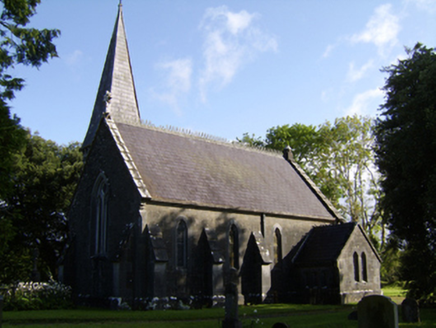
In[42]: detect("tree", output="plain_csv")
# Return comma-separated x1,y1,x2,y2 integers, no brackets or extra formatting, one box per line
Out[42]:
238,116,383,245
0,0,60,199
1,132,82,283
375,43,436,302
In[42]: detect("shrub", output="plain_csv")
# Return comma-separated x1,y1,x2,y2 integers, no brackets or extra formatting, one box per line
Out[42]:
1,280,73,310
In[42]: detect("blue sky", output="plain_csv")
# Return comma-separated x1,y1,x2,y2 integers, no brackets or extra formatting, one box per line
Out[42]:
9,0,436,145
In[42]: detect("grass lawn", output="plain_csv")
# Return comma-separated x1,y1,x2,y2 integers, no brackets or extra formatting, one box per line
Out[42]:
383,284,408,304
2,303,436,328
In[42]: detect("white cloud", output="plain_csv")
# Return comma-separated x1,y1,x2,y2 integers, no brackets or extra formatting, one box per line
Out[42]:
345,88,384,116
406,0,436,13
322,44,335,58
347,60,374,82
199,6,277,102
65,50,83,66
152,58,192,114
350,4,401,56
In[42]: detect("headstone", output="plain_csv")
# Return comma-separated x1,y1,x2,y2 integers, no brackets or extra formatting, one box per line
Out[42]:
222,269,241,328
0,295,3,328
358,295,398,328
348,310,358,320
401,298,420,323
272,323,289,328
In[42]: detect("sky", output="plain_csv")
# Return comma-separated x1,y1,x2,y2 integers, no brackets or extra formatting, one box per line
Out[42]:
9,0,436,145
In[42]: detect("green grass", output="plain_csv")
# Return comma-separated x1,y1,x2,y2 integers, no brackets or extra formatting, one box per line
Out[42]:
2,303,435,327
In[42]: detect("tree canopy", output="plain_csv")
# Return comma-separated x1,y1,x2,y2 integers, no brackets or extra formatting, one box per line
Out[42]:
239,116,383,246
0,132,82,284
0,0,59,199
0,0,66,284
375,43,436,302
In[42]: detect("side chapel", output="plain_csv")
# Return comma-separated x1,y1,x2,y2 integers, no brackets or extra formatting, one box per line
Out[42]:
62,4,381,308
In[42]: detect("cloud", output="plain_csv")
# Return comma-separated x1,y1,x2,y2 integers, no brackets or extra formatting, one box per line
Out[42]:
350,4,401,56
198,6,277,102
345,88,384,116
322,44,336,58
151,58,192,114
347,60,374,82
406,0,436,13
65,50,83,66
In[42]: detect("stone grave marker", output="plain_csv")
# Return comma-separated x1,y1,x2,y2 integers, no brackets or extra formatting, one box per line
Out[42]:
222,268,241,328
0,295,3,328
272,322,289,328
401,298,420,323
358,295,398,328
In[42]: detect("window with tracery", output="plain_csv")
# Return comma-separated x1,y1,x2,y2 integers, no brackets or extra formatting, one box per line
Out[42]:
229,224,239,269
176,220,188,268
94,175,109,255
353,252,360,282
361,252,368,281
273,228,282,265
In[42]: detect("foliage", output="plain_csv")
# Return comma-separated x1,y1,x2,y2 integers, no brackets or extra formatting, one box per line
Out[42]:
0,132,83,284
239,116,383,244
0,0,60,197
374,43,436,303
1,280,72,310
380,238,403,285
0,0,60,101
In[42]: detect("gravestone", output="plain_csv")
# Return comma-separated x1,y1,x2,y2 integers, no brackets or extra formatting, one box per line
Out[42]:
401,298,420,323
348,310,358,320
222,268,241,328
0,295,3,328
358,295,398,328
272,322,289,328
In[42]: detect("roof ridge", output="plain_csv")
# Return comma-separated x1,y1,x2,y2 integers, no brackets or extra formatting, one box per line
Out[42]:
117,119,284,157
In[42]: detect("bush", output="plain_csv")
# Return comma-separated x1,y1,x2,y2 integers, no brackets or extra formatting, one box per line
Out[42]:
1,280,73,310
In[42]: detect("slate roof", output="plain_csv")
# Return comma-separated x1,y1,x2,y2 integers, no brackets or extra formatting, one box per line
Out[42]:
109,121,339,221
83,3,140,149
83,4,342,222
292,222,357,266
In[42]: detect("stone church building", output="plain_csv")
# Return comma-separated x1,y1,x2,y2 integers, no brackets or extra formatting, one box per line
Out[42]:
62,4,381,308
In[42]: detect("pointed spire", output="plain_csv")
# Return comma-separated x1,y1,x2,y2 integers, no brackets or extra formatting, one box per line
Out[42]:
83,3,140,149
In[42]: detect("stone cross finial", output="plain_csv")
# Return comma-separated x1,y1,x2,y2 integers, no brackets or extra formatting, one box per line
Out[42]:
103,90,112,106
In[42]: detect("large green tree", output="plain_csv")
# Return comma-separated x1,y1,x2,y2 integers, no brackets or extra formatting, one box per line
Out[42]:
1,132,82,283
0,0,59,199
239,116,383,245
375,43,436,302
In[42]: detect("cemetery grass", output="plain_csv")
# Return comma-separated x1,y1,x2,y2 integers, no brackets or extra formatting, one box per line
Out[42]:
2,304,436,327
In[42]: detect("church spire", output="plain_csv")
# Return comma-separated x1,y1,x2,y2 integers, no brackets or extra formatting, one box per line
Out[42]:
83,3,140,149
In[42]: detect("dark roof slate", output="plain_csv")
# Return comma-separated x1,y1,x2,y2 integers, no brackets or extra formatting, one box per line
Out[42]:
115,122,337,220
293,222,357,266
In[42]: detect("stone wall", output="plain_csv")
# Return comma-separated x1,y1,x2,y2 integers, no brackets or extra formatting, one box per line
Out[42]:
337,227,381,304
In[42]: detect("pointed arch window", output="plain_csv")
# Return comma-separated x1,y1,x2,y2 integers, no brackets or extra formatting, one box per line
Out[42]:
273,228,282,265
229,224,239,269
353,252,360,282
176,220,188,268
361,252,368,282
94,174,109,255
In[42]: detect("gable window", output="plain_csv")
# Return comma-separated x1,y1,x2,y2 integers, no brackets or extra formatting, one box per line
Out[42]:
273,228,282,265
94,174,109,255
176,220,188,268
353,252,360,282
361,252,368,282
229,224,239,269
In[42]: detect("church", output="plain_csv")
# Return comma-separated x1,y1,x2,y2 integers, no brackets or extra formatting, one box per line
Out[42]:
62,4,381,308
